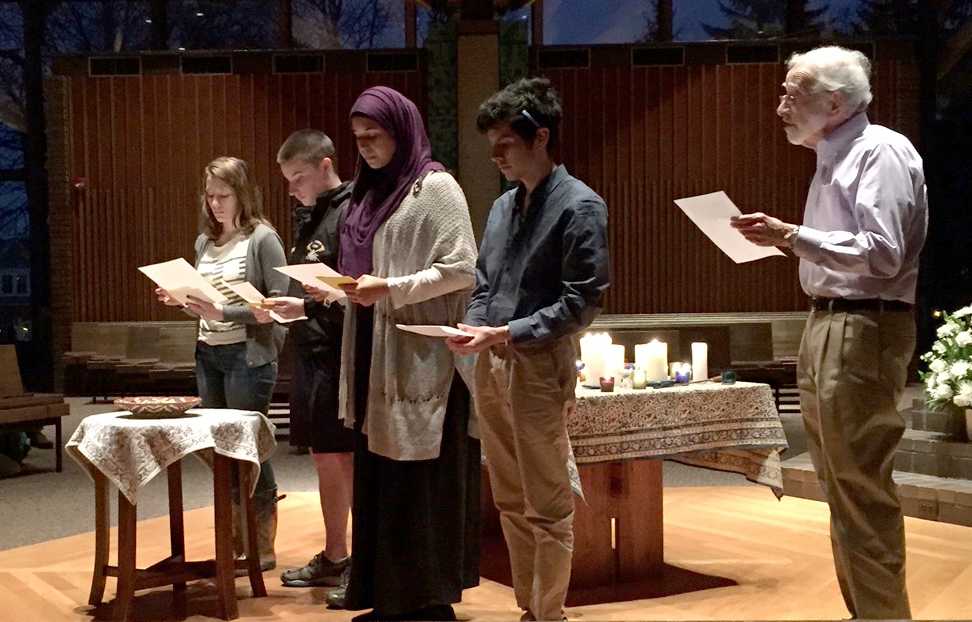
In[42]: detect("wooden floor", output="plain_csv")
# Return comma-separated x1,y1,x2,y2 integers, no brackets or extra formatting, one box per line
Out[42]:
3,486,972,621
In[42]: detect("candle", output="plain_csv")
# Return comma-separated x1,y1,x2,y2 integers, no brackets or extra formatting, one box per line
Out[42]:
603,344,625,382
636,339,667,382
632,368,647,389
579,332,612,388
674,362,692,383
691,342,708,382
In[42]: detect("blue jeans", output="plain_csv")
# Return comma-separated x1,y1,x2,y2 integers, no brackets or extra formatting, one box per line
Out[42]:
195,342,278,510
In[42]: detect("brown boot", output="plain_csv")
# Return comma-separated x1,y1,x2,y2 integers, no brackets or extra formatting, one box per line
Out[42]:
231,500,245,558
256,497,278,570
233,497,277,575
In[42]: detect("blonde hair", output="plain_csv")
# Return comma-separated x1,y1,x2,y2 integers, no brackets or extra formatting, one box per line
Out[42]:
198,157,270,239
786,46,873,113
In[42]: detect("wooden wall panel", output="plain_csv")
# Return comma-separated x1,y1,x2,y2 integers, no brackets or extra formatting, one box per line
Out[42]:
538,42,920,314
60,58,424,321
55,43,919,322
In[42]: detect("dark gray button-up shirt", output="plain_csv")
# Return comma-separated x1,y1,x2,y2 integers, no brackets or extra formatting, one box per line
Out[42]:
464,164,610,344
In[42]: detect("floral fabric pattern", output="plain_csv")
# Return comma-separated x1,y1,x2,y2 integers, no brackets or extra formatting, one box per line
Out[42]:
66,408,277,505
567,382,787,494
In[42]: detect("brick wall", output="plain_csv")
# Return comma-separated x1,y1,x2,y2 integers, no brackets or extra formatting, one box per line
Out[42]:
44,77,73,390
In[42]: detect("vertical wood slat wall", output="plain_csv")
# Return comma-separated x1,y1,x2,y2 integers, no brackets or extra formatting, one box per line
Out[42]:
60,58,424,322
538,42,920,314
54,42,920,323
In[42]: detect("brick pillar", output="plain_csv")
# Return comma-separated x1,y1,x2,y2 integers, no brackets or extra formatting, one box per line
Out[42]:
44,77,74,391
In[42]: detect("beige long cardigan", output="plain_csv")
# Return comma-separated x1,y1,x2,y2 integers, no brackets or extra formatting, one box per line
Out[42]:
337,171,478,461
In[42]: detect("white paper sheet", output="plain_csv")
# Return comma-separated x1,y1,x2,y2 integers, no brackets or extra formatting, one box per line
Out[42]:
138,258,227,305
274,263,348,301
224,281,306,324
395,324,474,338
674,191,786,263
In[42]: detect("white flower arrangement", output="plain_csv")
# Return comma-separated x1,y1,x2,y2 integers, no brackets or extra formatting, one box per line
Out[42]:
921,304,972,409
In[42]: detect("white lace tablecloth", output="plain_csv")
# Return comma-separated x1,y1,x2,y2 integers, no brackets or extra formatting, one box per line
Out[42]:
568,382,788,494
66,408,277,505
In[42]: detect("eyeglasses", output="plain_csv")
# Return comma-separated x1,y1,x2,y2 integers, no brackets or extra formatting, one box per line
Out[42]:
519,109,542,129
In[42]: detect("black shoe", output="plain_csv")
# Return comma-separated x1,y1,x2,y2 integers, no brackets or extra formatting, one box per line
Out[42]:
406,605,456,621
324,565,352,609
362,605,456,621
281,551,349,587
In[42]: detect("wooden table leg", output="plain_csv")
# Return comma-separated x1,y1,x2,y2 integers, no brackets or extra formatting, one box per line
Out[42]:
213,454,239,620
114,491,137,622
167,462,187,620
88,473,110,606
55,418,63,473
238,462,267,597
615,459,663,580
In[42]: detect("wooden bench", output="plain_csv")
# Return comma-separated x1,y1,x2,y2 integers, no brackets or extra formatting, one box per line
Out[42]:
64,322,198,399
0,345,70,472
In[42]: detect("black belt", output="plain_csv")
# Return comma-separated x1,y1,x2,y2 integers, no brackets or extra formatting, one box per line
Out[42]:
809,297,912,313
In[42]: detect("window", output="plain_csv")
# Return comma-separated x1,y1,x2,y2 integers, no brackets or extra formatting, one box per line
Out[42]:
292,0,404,49
15,274,27,295
1,274,12,295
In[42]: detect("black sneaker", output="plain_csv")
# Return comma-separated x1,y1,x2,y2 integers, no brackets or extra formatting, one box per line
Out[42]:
281,552,349,587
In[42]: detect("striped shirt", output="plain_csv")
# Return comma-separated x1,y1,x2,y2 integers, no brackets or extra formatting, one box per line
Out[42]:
197,234,251,345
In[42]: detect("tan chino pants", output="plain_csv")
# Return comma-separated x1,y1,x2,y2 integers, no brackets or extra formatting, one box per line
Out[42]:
798,309,915,619
475,337,577,622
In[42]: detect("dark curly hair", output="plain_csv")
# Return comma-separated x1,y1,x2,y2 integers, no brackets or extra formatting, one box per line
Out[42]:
476,77,563,154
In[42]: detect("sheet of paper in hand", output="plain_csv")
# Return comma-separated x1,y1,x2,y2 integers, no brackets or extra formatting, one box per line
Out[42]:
395,324,475,338
674,191,786,263
275,263,348,301
224,281,307,323
138,258,227,306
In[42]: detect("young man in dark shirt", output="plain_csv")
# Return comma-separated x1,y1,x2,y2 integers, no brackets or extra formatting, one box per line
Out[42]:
447,77,610,622
265,129,353,590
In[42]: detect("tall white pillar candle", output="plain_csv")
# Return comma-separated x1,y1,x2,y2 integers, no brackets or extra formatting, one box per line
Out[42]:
643,339,667,382
691,342,708,382
580,332,612,388
604,344,625,381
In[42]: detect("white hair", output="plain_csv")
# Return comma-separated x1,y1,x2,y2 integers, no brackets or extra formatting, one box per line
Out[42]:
786,46,873,112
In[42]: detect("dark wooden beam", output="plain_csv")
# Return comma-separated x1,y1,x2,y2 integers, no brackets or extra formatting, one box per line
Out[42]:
657,0,673,42
405,0,416,48
460,0,493,20
150,0,167,49
531,0,543,46
278,0,293,48
20,0,53,390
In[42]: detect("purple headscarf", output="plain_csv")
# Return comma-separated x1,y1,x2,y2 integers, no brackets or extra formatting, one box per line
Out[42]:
339,86,445,278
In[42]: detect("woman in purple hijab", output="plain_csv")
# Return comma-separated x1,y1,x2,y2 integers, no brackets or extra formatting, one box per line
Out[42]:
329,86,480,621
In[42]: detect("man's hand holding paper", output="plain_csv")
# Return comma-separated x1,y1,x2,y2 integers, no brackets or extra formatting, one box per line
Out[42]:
674,191,786,263
729,212,800,248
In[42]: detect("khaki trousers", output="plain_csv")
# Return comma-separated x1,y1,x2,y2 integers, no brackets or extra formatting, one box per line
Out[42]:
475,337,577,622
798,309,915,619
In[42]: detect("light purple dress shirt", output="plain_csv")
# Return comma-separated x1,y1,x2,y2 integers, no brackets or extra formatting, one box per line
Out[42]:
792,112,928,304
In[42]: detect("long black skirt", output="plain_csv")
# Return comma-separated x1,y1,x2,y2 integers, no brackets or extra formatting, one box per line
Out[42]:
345,306,480,616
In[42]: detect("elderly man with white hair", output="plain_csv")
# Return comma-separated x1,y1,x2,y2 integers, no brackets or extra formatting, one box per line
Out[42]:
732,45,927,619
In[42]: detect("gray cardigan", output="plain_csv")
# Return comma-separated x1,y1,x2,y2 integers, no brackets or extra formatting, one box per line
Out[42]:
193,222,289,367
338,172,477,461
